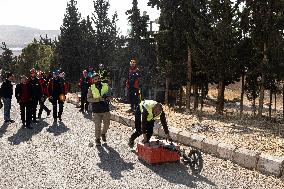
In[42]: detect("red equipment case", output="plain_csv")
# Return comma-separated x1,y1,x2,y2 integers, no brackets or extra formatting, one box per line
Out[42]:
136,140,180,164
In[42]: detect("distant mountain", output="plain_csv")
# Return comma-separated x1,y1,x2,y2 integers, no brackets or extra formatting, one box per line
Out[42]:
0,25,60,55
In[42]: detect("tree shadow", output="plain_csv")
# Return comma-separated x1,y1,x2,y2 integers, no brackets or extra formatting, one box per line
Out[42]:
8,121,49,145
97,144,135,180
0,123,9,138
140,160,216,188
47,121,70,136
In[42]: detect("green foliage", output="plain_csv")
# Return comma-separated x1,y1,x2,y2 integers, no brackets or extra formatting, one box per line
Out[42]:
19,41,54,75
0,42,14,72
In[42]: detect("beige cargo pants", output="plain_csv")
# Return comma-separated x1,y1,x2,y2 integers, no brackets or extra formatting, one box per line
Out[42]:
93,112,110,139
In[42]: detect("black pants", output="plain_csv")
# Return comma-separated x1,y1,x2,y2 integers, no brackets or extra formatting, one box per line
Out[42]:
52,99,64,119
20,102,32,126
80,95,89,111
129,106,154,142
31,100,38,121
129,88,139,111
38,97,50,117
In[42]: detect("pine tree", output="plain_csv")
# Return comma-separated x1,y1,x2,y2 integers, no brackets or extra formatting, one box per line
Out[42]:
57,0,83,83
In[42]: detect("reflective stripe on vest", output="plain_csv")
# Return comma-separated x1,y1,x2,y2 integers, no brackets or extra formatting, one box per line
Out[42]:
140,100,161,121
91,83,108,98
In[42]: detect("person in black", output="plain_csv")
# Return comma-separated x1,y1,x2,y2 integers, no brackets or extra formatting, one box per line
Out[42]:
0,72,15,123
29,68,42,123
15,76,33,129
79,70,91,112
48,71,66,122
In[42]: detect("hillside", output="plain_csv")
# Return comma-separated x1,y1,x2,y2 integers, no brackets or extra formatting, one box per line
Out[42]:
0,25,60,55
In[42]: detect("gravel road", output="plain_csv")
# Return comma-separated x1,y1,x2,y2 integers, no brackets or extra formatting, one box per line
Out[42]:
0,98,283,189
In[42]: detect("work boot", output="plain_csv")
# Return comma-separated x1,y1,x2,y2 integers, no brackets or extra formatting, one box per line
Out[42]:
101,134,106,142
128,138,134,148
47,110,51,116
95,139,101,146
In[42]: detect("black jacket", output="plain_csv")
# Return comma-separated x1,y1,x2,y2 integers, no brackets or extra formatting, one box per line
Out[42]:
29,77,42,101
48,78,65,100
0,79,13,99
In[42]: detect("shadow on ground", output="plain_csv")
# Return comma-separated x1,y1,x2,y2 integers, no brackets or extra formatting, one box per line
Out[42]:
8,120,49,145
97,144,135,180
140,160,216,188
0,123,9,138
47,121,70,136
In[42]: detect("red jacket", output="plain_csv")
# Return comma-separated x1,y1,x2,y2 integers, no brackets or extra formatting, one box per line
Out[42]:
126,67,140,89
38,78,49,96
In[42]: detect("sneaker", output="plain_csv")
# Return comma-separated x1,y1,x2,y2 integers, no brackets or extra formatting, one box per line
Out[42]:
95,139,101,146
128,139,134,148
101,134,106,142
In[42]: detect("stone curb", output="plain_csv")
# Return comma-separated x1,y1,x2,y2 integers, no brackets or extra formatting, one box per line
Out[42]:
67,98,284,178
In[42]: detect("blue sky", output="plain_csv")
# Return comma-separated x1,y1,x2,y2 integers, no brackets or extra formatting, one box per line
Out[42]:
0,0,160,35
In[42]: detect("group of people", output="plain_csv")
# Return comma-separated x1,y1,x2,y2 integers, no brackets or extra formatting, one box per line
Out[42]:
0,68,68,129
80,59,172,146
0,60,172,148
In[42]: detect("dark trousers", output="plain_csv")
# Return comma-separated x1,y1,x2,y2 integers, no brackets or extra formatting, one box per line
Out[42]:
80,96,89,111
20,102,32,126
129,88,139,111
31,100,38,121
38,97,50,117
130,106,154,142
52,99,64,119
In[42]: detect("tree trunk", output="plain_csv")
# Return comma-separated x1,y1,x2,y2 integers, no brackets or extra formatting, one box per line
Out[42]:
253,99,256,117
165,78,169,105
186,47,192,112
179,86,183,110
274,93,277,111
258,42,268,118
269,90,272,118
201,85,204,112
216,80,225,114
193,85,199,110
240,74,245,116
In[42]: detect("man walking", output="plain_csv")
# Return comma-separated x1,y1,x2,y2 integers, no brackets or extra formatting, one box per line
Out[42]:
48,71,67,122
29,68,42,123
0,72,15,123
79,70,92,112
38,71,51,118
87,73,111,146
15,75,33,129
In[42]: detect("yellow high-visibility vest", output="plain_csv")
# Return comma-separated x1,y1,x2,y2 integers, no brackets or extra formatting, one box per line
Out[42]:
91,83,109,98
140,100,161,121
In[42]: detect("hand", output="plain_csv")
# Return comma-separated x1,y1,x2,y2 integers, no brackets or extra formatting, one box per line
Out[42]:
142,134,148,144
166,134,172,142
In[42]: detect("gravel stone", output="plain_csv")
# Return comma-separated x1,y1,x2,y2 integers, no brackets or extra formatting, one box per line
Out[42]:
0,96,283,188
